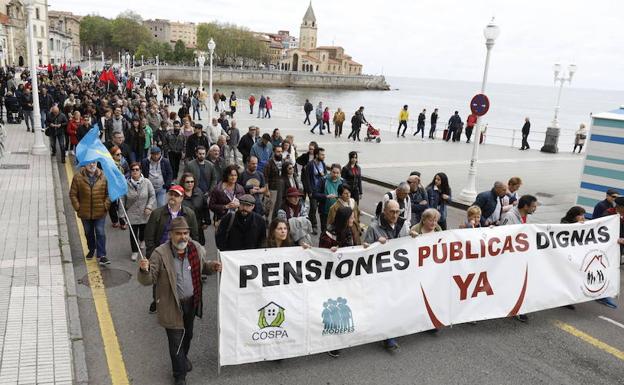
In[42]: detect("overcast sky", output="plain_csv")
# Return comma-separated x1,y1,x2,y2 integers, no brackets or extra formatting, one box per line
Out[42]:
49,0,623,90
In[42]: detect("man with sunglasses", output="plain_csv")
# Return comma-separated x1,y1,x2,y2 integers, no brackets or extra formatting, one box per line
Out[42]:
592,188,620,219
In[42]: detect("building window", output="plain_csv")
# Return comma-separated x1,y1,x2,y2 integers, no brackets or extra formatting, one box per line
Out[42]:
35,7,40,19
40,26,44,37
33,25,37,37
48,38,53,51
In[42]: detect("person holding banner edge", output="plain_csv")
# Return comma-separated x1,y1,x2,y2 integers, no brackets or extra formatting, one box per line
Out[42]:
138,216,222,385
363,200,410,351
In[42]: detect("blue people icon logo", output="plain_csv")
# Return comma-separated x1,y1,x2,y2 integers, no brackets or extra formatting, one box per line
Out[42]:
322,297,355,336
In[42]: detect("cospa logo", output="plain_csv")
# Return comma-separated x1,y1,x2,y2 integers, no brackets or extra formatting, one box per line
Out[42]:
252,302,288,341
322,297,354,336
581,250,610,297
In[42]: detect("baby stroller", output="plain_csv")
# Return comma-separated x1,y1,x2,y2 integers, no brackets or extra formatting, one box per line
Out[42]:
364,122,381,143
5,94,22,124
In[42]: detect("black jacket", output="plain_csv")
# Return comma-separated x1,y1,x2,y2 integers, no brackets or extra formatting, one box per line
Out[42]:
46,112,68,137
215,211,266,251
473,189,500,226
522,121,531,135
185,133,210,159
237,133,256,164
304,101,313,113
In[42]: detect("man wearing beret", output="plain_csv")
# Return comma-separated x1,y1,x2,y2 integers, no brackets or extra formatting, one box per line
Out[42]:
139,216,222,385
215,194,266,251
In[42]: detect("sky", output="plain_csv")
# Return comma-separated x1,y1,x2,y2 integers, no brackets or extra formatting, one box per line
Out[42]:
48,0,624,90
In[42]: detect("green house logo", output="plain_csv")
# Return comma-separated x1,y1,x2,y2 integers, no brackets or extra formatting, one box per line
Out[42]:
257,301,285,329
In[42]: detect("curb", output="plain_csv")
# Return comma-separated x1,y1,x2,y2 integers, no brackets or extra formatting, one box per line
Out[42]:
51,160,90,385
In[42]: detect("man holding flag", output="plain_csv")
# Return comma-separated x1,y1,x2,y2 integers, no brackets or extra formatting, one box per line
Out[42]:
70,125,128,265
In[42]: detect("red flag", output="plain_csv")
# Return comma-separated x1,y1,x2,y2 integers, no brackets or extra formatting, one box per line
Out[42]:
62,63,67,72
76,67,82,78
107,69,118,86
126,78,133,90
99,70,107,83
47,63,52,73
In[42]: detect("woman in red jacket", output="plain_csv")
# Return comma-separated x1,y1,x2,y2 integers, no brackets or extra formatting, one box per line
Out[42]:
322,107,331,134
66,111,82,155
248,94,256,114
264,96,273,119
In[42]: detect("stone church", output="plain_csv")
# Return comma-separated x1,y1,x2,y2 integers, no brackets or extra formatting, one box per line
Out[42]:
279,2,363,75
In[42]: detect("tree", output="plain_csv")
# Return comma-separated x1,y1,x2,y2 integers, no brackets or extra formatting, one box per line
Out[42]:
79,15,113,53
172,40,194,63
196,22,269,65
110,16,152,52
117,9,143,23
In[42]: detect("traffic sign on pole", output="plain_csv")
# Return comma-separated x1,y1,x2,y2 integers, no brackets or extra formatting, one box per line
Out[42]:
470,93,490,116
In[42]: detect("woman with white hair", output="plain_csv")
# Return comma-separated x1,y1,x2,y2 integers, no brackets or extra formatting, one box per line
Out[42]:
410,208,442,236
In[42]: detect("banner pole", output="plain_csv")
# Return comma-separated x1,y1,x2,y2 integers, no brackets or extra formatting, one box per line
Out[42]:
217,250,222,376
119,200,144,260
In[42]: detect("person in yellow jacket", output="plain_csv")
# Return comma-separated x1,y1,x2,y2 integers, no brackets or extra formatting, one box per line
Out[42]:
333,108,346,138
397,105,409,137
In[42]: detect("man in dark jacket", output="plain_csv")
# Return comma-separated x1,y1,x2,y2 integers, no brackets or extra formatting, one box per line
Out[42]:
105,131,132,163
20,88,34,132
215,194,266,251
473,181,508,226
185,124,210,160
305,147,327,233
46,106,68,162
408,171,429,224
39,87,55,130
237,126,257,165
447,111,462,142
141,146,174,207
520,117,531,150
592,188,619,219
303,99,313,125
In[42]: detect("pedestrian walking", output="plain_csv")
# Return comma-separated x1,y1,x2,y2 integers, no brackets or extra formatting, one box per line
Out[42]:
348,107,367,141
120,162,156,261
238,156,268,216
333,108,345,137
473,181,508,226
215,194,266,251
165,121,186,180
46,106,68,163
446,111,462,142
305,147,327,233
265,97,272,118
69,162,111,265
184,146,216,195
397,105,409,137
573,123,588,153
209,164,245,224
465,113,477,143
141,146,173,208
138,216,222,385
311,102,324,134
248,94,256,114
407,171,428,225
520,117,531,150
258,95,267,118
179,172,209,245
341,151,362,203
303,99,313,125
414,109,426,138
429,108,438,139
409,208,442,236
322,107,331,134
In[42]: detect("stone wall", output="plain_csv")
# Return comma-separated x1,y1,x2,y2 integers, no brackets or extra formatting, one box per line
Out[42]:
131,66,390,90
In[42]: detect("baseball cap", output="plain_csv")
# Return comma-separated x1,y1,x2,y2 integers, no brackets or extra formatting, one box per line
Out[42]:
606,188,620,197
168,185,184,196
150,146,161,154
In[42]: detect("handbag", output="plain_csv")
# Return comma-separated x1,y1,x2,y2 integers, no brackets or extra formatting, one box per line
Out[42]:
44,126,53,137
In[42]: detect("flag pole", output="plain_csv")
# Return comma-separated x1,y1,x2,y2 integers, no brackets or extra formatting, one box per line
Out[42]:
119,200,145,260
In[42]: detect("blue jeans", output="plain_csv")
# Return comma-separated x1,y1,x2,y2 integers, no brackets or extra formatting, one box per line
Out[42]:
23,110,34,131
155,187,166,208
81,218,107,257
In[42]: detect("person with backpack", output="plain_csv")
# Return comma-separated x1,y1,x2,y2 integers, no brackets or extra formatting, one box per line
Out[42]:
376,182,411,222
446,111,463,142
348,106,367,141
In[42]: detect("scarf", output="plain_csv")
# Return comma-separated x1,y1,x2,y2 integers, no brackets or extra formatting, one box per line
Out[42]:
286,200,301,218
178,241,202,308
129,175,143,191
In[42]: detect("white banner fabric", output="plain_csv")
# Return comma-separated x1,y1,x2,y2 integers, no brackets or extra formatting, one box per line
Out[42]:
218,216,621,366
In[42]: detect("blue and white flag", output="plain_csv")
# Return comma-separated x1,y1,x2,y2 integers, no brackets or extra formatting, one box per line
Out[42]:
76,125,128,201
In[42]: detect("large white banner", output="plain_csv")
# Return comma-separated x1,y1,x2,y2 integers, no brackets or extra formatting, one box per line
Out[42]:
218,216,621,366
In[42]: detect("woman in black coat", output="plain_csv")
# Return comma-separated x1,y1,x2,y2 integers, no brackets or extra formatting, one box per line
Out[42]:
341,151,362,203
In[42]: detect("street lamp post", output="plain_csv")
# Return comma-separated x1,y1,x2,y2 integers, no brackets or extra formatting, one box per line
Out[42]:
198,54,205,90
125,53,130,72
141,55,144,67
540,63,577,153
118,51,121,67
23,0,46,155
155,55,159,85
87,48,91,73
208,38,216,123
459,19,500,203
101,51,104,69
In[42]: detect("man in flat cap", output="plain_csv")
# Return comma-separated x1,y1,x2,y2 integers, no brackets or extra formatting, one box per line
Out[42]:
215,194,266,251
138,216,221,385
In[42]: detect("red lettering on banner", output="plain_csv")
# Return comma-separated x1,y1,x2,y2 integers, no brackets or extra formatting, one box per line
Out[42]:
471,271,494,298
449,241,463,261
465,240,479,259
453,273,475,300
418,246,430,267
488,237,501,256
501,236,515,254
515,233,529,252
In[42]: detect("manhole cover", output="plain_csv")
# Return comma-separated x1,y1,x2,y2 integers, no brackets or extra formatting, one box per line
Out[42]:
78,269,132,288
11,151,29,155
0,164,30,170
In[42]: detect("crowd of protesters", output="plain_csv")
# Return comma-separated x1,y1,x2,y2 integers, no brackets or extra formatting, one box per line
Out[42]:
3,64,622,385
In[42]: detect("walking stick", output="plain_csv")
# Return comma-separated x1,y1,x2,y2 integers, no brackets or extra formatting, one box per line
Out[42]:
119,201,145,260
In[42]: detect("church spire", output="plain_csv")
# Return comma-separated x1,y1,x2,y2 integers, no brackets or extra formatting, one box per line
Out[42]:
303,1,316,24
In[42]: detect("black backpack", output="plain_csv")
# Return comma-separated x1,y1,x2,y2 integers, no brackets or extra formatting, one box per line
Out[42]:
375,192,393,219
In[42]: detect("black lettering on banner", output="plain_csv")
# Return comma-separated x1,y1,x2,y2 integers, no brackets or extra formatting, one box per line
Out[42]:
556,231,570,248
570,229,584,247
284,261,303,284
240,265,258,288
536,232,549,249
335,260,354,278
585,228,596,244
324,261,334,280
305,259,322,281
355,254,374,275
262,263,280,287
597,226,610,243
376,251,392,273
393,249,409,270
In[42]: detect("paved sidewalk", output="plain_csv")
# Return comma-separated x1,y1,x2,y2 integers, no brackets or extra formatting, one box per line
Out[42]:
0,125,73,384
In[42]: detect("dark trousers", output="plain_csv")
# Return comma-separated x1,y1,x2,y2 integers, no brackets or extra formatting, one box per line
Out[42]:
129,224,146,252
521,133,530,150
304,112,311,125
311,118,323,133
323,121,330,133
397,120,407,136
81,218,106,257
249,104,254,114
169,151,182,181
109,200,126,226
165,299,196,381
348,127,361,141
429,123,437,138
465,126,474,143
49,134,66,159
192,107,200,121
445,128,454,142
265,109,271,118
573,144,583,153
308,194,318,228
413,123,424,138
335,122,343,137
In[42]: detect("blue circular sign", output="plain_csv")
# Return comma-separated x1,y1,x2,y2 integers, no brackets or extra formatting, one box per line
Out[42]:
470,94,490,116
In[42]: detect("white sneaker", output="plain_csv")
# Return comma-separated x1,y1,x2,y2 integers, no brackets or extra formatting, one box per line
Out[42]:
131,252,138,261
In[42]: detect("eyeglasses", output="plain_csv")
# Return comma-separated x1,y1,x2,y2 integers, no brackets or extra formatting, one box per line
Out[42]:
185,180,195,184
131,168,140,171
610,195,618,198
